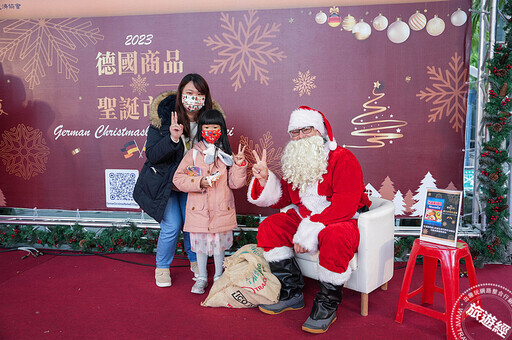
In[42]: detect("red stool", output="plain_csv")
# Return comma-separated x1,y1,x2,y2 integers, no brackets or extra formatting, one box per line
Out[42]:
395,239,478,339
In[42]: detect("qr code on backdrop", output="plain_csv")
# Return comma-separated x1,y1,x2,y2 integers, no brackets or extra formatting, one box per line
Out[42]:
105,169,139,208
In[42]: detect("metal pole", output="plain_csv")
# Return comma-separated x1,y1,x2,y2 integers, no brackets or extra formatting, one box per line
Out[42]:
472,0,491,227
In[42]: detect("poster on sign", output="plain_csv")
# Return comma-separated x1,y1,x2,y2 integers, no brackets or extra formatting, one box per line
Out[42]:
0,0,471,217
420,188,463,247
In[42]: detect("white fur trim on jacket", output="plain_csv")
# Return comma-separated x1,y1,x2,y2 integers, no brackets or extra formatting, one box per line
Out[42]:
292,217,325,252
318,265,353,285
299,182,331,214
247,171,282,207
263,246,294,262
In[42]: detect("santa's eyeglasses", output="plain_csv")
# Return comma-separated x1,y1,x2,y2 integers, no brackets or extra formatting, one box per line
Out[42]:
289,126,314,137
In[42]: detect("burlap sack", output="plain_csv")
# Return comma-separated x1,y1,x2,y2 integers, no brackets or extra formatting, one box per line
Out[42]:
201,244,281,308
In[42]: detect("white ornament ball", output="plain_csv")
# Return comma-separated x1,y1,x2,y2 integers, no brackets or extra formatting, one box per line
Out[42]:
426,15,445,36
315,10,327,24
373,13,388,31
352,20,372,40
408,10,427,31
387,19,410,44
342,14,356,31
451,8,467,27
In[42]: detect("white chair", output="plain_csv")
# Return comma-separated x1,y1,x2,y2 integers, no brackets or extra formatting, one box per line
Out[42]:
294,196,395,316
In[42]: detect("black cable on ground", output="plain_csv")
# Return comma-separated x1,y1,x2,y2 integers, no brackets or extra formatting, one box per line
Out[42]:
1,247,213,267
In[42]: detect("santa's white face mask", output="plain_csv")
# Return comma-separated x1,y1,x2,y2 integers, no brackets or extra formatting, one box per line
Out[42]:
182,94,205,112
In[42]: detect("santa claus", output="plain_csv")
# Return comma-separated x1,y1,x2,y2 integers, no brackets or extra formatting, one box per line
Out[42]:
248,106,371,334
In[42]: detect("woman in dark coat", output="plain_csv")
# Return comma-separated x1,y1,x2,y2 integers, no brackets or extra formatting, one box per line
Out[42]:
133,74,223,287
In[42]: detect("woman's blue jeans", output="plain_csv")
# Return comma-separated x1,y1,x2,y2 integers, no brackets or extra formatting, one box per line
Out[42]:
156,190,197,268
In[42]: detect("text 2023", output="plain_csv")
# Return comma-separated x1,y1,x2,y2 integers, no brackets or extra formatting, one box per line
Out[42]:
125,34,153,46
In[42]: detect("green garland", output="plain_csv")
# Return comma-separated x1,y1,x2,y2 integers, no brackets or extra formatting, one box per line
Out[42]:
0,215,262,255
469,2,512,265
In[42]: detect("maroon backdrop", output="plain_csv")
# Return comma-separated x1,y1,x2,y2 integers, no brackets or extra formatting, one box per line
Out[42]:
0,1,471,217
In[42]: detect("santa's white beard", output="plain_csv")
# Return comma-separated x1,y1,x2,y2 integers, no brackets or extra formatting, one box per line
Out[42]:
281,135,328,193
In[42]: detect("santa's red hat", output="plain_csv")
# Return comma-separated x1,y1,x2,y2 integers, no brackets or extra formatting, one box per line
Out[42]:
288,106,338,151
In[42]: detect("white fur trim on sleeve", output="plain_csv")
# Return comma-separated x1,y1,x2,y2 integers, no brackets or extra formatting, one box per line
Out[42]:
318,265,352,285
247,171,282,207
292,217,325,252
263,246,294,262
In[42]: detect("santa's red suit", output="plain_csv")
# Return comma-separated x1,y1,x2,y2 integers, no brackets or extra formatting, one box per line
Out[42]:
248,146,371,285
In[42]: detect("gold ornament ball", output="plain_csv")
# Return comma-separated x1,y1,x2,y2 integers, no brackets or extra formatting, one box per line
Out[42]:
408,10,427,31
387,19,410,44
352,20,372,40
342,14,356,31
426,15,445,36
450,8,467,27
373,13,388,31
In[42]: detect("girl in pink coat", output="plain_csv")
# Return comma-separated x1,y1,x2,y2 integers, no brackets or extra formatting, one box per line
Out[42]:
173,109,247,294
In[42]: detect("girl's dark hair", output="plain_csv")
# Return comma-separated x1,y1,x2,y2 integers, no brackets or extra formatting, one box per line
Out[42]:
197,109,232,156
175,73,213,138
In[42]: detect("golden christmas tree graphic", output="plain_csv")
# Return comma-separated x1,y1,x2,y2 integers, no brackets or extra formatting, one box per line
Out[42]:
204,10,286,92
345,81,408,149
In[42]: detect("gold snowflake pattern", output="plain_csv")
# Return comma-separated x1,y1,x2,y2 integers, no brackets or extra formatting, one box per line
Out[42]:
0,188,6,206
0,124,50,180
240,131,283,185
0,18,104,89
0,99,7,116
204,10,286,92
130,75,149,95
416,52,468,132
293,70,316,96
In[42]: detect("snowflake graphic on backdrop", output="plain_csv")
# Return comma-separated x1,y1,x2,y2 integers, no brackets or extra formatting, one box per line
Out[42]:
240,132,283,185
0,124,50,180
0,18,104,89
416,52,468,132
293,70,316,96
130,75,149,95
204,10,286,92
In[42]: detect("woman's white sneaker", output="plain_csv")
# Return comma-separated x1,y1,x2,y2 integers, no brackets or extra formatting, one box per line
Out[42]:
155,268,172,287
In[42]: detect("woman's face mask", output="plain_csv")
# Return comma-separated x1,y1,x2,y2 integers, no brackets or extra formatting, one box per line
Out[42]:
182,94,205,112
202,128,221,144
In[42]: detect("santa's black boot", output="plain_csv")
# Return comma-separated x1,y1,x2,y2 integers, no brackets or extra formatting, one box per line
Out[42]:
301,281,343,334
259,257,305,314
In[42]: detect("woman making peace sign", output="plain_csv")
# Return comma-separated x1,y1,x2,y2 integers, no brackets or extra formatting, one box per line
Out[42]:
133,74,223,288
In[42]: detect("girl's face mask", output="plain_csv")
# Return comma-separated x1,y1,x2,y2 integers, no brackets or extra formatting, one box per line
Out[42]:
202,129,221,144
182,94,205,112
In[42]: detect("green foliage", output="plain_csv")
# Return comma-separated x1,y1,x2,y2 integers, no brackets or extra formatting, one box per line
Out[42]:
394,236,416,261
470,3,512,264
0,223,159,254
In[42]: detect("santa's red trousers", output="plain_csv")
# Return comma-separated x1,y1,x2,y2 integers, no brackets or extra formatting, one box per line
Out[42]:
257,209,359,274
